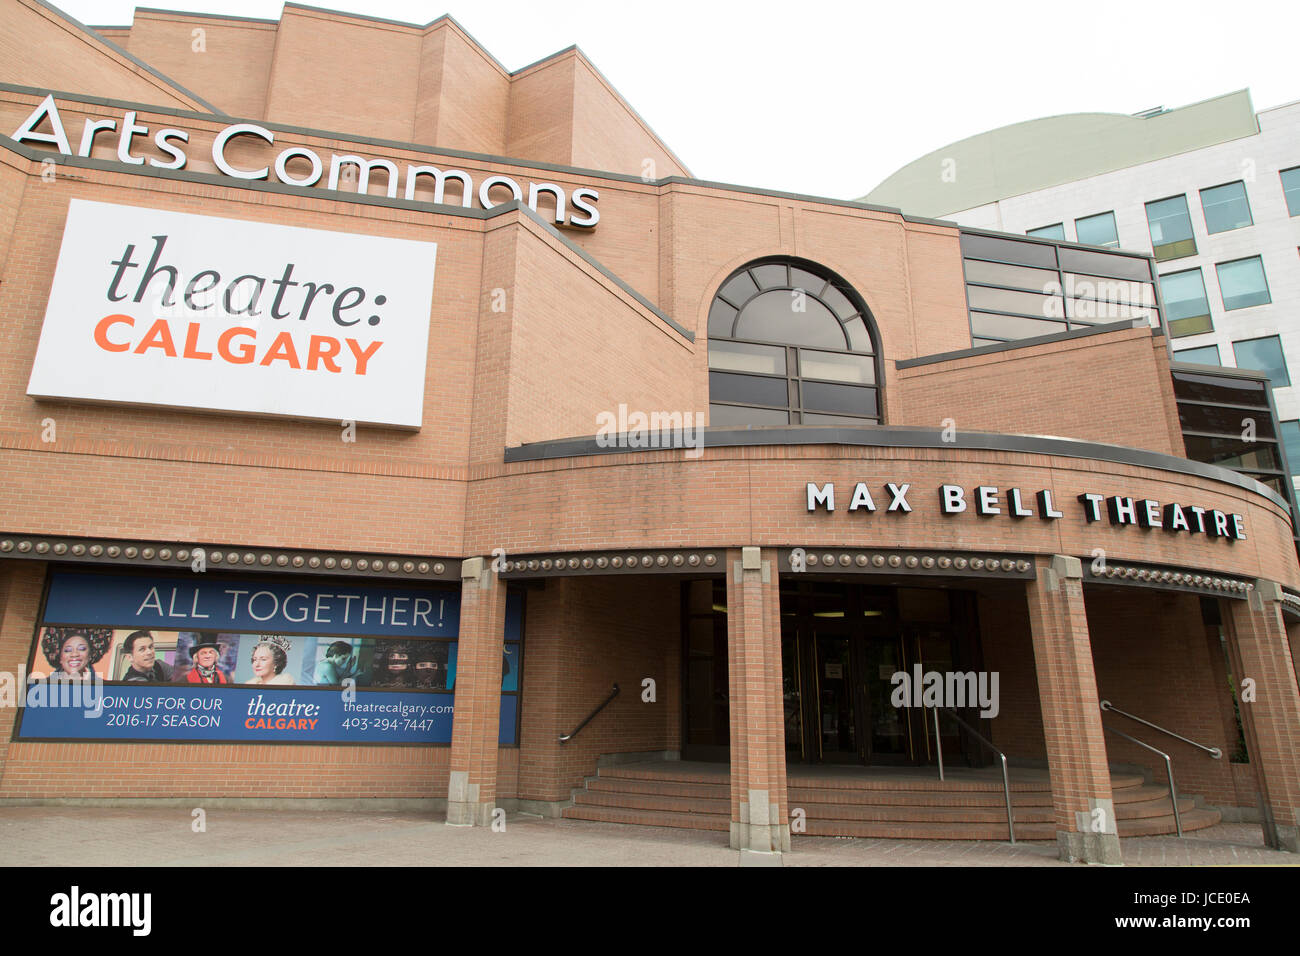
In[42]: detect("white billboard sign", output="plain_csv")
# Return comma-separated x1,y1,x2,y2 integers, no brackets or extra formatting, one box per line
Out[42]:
27,199,436,428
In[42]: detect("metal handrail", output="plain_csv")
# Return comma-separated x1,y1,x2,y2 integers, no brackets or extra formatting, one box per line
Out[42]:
1100,700,1222,759
932,706,1015,845
1102,724,1182,837
559,683,619,743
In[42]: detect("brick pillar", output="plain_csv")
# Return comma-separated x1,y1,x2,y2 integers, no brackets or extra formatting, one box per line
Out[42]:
0,562,47,788
725,546,789,864
1025,554,1120,864
446,557,506,827
1225,581,1300,852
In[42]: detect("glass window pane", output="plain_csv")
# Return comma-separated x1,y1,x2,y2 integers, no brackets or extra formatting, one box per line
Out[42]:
1280,420,1300,476
1200,181,1253,234
1063,273,1154,307
1057,248,1152,282
964,259,1059,292
1159,270,1211,321
1168,314,1214,337
798,350,875,384
1182,434,1281,472
790,267,827,298
709,404,789,427
801,381,878,417
1145,196,1196,260
735,290,845,349
1066,299,1158,325
1173,345,1221,365
750,263,787,290
708,298,737,338
708,340,786,375
1074,212,1119,249
718,269,758,306
801,412,878,425
1178,403,1275,439
1233,336,1290,388
970,312,1067,340
967,285,1063,318
959,233,1058,268
709,370,789,407
1027,223,1065,240
1172,369,1268,406
843,316,872,352
1282,167,1300,217
819,284,857,320
1216,257,1271,310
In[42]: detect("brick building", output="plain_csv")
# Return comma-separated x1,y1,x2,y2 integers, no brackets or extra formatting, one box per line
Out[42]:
1,0,1298,865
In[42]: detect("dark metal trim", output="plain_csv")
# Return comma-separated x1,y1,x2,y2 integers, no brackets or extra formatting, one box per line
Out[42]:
896,319,1149,369
502,423,1291,511
775,548,1036,580
501,549,725,578
0,533,462,580
1082,559,1253,599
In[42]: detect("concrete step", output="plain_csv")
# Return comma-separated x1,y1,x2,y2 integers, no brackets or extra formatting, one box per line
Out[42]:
572,789,731,816
566,762,1216,841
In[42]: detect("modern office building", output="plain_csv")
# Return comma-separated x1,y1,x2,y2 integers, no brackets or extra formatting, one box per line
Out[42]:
865,90,1300,498
1,0,1298,865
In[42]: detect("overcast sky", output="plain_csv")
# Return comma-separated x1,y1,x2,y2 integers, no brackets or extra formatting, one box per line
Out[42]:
50,0,1300,201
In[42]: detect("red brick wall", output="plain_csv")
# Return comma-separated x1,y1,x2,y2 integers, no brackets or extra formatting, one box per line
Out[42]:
122,11,277,121
896,324,1183,455
1088,589,1244,807
977,588,1046,761
0,0,207,111
516,575,680,802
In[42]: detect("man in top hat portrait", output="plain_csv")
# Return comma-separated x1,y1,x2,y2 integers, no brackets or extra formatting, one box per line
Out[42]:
185,634,231,685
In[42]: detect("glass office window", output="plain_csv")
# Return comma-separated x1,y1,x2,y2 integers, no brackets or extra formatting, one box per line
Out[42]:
1281,167,1300,217
1199,181,1253,233
1216,257,1271,310
1173,345,1220,365
1281,420,1300,477
1074,212,1119,249
1145,195,1197,260
1233,336,1290,388
1027,223,1066,240
1159,269,1213,337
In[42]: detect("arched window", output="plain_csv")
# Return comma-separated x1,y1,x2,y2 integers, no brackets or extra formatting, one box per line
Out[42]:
707,258,882,426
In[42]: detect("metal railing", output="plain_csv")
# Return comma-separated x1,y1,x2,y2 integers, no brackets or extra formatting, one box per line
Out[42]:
1101,724,1183,837
1098,700,1223,839
1100,700,1223,759
933,706,1015,844
559,683,619,743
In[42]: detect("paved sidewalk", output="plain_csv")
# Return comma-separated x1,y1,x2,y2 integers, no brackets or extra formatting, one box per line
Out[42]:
1,807,1295,866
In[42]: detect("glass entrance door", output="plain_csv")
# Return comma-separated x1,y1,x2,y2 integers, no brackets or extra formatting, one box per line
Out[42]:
815,633,858,762
777,583,978,767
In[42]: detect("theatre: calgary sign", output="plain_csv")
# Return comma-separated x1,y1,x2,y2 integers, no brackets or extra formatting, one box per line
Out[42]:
806,482,1248,541
11,94,602,226
27,199,437,428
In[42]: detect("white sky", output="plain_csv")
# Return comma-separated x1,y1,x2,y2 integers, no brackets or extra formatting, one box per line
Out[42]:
49,0,1300,201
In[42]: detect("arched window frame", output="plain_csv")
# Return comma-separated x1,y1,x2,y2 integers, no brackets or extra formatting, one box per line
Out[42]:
706,257,884,427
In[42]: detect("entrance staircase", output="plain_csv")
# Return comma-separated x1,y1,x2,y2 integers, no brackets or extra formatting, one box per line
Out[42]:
562,760,1221,840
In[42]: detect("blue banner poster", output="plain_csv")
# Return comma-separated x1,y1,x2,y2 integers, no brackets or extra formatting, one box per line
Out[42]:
19,572,522,745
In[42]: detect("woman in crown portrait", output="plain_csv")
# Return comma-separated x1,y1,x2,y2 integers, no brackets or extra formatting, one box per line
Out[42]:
246,636,295,686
